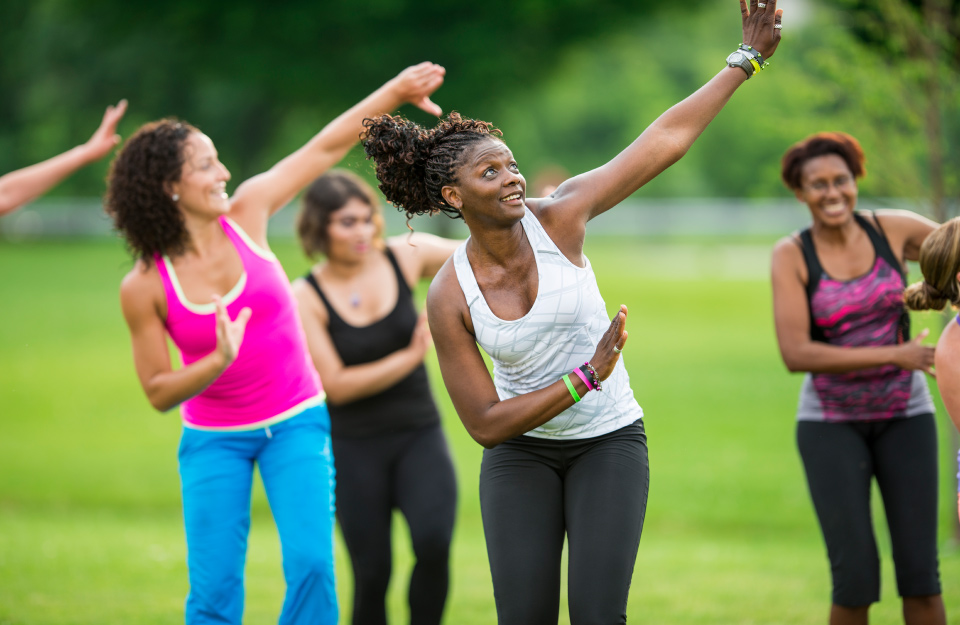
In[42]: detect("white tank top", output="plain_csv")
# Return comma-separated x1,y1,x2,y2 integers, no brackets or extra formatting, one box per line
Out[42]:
452,207,643,440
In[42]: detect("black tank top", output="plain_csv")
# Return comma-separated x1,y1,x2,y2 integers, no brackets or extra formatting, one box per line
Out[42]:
304,248,441,438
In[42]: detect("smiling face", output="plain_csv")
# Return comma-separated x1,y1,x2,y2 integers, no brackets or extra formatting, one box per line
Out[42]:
170,132,231,218
796,153,858,227
441,137,526,224
325,197,378,263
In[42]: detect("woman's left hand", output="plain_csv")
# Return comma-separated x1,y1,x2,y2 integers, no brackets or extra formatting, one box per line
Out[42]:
741,0,783,59
390,62,446,116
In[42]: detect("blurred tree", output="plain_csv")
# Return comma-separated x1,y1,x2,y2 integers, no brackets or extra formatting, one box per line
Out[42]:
0,0,696,197
836,0,960,221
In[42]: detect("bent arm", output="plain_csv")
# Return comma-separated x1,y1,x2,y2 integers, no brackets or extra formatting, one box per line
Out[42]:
0,101,127,216
427,267,586,448
229,63,445,241
771,238,925,374
875,209,938,262
293,279,427,405
121,271,229,412
388,233,463,285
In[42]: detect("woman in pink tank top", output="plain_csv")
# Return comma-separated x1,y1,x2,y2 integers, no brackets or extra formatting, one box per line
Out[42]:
104,63,445,625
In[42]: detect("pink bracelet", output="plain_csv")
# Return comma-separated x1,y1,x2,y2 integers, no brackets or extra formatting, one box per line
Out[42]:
572,367,594,391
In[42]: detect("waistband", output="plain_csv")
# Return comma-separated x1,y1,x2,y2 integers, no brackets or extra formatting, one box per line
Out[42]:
182,392,326,432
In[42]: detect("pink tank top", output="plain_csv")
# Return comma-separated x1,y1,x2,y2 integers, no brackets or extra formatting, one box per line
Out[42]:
155,216,323,429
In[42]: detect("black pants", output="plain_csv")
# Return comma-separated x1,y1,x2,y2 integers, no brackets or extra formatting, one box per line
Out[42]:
332,423,458,625
797,415,941,607
479,420,649,625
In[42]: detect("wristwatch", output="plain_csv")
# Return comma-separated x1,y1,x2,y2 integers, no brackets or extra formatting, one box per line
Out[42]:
726,49,756,78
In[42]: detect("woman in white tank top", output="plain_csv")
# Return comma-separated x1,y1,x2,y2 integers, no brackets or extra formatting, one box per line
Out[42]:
362,5,783,622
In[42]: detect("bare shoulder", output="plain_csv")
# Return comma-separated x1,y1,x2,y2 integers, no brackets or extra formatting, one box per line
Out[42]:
771,233,807,284
388,232,463,282
874,208,938,232
426,259,470,331
291,271,329,324
119,260,164,321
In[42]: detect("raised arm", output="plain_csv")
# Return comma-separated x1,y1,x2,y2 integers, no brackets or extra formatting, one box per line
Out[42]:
229,62,445,242
121,269,251,412
771,237,934,375
0,100,127,216
427,263,628,448
539,0,782,227
875,209,938,263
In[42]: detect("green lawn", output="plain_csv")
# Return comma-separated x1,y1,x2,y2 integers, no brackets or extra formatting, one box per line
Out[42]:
1,236,957,625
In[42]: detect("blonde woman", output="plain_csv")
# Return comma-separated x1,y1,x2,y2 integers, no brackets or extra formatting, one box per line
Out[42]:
904,217,960,526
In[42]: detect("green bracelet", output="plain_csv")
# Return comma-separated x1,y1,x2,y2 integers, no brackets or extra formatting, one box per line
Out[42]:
562,374,581,403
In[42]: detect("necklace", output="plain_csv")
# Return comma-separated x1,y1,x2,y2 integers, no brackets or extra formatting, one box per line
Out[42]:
350,292,361,308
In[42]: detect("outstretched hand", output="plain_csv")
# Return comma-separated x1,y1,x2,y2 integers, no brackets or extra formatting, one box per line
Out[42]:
213,295,252,368
82,99,128,162
589,305,629,382
392,62,446,116
741,0,783,59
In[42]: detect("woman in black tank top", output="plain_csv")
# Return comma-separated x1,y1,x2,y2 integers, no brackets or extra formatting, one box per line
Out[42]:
291,170,462,625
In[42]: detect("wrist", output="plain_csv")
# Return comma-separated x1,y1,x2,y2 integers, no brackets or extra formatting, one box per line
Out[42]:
725,43,770,79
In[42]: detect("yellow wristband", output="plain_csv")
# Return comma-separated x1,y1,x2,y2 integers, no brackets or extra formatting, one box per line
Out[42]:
749,58,761,75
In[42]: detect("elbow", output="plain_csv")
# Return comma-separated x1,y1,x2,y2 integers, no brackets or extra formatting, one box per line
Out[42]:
780,353,805,373
466,424,504,449
148,395,177,413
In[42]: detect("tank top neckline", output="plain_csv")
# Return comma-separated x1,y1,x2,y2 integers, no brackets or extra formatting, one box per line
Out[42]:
160,217,248,315
800,212,903,284
307,247,408,330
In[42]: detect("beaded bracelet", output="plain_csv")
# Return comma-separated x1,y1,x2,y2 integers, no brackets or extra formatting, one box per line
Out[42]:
581,362,602,392
562,374,581,403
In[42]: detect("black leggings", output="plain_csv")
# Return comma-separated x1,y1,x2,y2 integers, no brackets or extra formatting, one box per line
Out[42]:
332,423,458,625
479,420,649,625
797,415,941,607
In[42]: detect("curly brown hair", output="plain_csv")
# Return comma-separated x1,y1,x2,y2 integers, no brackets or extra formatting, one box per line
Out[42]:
105,119,197,263
297,170,386,259
781,132,866,192
361,112,502,221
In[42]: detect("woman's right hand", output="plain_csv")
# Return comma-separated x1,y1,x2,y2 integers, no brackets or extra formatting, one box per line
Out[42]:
390,62,446,116
741,0,783,59
589,305,629,381
214,295,252,368
892,328,936,376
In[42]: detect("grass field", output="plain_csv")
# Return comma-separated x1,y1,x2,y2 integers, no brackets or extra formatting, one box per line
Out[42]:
1,235,958,625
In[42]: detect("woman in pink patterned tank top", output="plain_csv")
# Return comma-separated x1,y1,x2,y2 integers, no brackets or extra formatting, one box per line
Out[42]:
104,64,445,625
771,132,944,625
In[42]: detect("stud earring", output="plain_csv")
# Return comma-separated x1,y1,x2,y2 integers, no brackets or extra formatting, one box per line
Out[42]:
171,194,179,202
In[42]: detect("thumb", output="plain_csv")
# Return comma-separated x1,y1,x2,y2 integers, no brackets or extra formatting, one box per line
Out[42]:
235,307,253,326
415,96,442,117
915,328,930,343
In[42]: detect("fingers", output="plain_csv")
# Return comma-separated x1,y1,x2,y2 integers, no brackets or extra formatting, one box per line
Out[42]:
740,0,748,19
235,307,252,328
925,366,937,379
914,328,930,343
747,0,757,15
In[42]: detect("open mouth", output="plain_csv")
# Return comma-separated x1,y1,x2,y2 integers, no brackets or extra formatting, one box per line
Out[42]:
501,192,523,203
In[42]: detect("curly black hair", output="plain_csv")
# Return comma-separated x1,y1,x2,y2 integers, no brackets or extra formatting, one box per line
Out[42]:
105,119,197,263
361,112,502,220
781,131,866,192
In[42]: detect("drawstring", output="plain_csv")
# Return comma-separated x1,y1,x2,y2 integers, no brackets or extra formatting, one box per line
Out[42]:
265,426,273,439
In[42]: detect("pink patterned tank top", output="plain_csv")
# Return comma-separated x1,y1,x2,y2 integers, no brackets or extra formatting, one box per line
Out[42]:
795,212,933,422
154,216,324,429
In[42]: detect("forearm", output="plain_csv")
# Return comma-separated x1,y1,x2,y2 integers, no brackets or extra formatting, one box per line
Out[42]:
323,347,423,405
0,145,95,216
142,351,228,412
780,342,902,374
456,375,590,448
647,67,746,156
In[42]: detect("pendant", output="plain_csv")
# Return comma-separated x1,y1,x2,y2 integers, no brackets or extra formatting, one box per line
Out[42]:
350,292,361,308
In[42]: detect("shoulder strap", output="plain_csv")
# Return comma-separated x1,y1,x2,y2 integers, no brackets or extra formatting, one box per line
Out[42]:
797,229,827,343
303,271,342,326
856,211,905,279
384,247,413,297
855,211,911,342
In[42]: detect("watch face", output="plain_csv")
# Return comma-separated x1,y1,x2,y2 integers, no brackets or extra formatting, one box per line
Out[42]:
727,51,746,64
